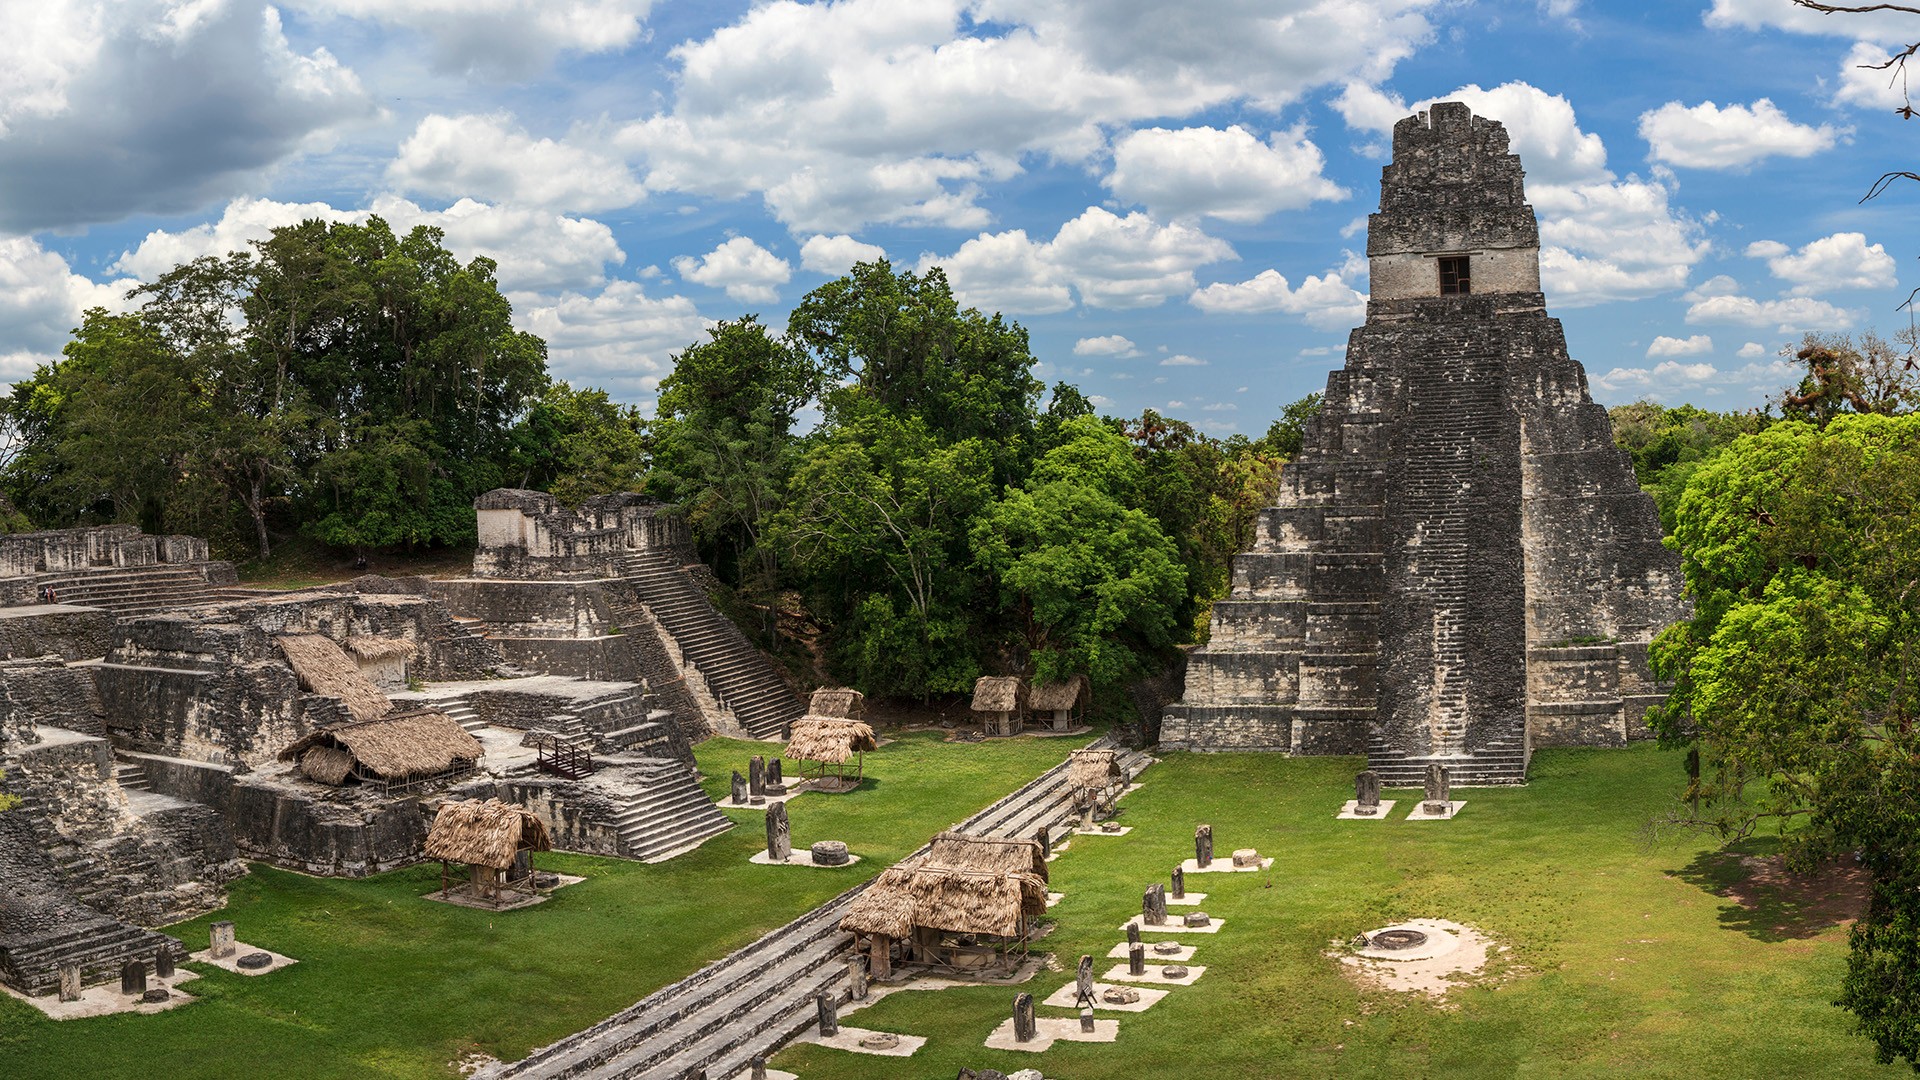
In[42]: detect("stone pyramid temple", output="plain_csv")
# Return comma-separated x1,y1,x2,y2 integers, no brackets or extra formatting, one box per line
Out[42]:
1161,102,1689,785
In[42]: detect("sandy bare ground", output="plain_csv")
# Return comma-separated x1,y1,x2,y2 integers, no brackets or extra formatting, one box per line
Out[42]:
1331,918,1499,998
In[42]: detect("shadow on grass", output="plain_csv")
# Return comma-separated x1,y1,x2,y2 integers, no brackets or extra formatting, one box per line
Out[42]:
1671,839,1871,942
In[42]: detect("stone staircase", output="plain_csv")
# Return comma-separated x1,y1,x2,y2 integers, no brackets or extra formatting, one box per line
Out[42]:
438,697,484,733
0,915,187,996
612,551,803,741
112,759,150,792
617,761,736,862
30,566,219,617
479,740,1151,1080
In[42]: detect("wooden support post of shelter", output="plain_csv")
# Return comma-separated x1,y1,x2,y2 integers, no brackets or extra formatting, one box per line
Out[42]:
784,716,877,793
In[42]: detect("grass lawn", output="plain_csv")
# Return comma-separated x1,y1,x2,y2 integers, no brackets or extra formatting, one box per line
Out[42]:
775,745,1900,1080
0,729,1081,1080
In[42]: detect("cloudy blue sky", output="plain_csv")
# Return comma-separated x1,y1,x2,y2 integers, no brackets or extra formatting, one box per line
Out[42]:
4,0,1917,432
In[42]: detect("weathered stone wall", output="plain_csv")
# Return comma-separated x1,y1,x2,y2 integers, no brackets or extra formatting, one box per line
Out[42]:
0,606,115,661
470,488,693,580
0,658,105,739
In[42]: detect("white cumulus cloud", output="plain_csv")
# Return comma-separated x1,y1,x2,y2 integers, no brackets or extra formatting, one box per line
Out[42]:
1738,342,1767,358
1685,293,1863,333
921,207,1235,314
517,280,710,401
1188,267,1368,330
1646,334,1713,358
1160,355,1207,366
1639,99,1842,170
799,234,887,276
672,237,792,304
287,0,653,79
0,236,136,383
1746,231,1897,296
386,114,646,212
1834,42,1913,111
1073,335,1140,358
1105,124,1345,223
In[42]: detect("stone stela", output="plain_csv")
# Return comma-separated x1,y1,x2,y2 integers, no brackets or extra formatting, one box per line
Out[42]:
1160,101,1689,785
766,802,792,862
1194,824,1213,868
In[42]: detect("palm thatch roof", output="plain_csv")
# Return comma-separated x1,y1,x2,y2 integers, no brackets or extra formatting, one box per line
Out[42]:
277,708,483,781
970,676,1026,714
277,634,392,722
346,636,416,662
299,745,355,785
1069,747,1123,789
422,798,552,870
839,831,1049,939
1029,674,1090,712
786,717,878,764
807,687,865,719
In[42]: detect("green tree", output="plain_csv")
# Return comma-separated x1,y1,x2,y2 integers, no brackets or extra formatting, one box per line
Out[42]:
1650,413,1920,1067
1778,329,1920,425
772,405,993,695
514,382,648,507
650,317,823,582
973,416,1186,688
788,259,1040,482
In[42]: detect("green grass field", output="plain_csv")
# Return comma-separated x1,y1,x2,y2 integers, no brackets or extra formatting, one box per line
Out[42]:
0,738,1895,1079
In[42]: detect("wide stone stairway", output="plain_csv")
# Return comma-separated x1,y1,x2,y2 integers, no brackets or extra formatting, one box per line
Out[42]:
616,760,736,862
480,740,1152,1080
31,566,219,617
613,551,803,741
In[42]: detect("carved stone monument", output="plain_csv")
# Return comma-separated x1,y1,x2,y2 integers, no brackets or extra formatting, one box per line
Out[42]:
1355,770,1382,815
58,963,81,1003
1075,954,1095,1007
1423,763,1452,815
1160,102,1689,782
1013,992,1036,1043
816,991,837,1037
1195,824,1213,867
120,960,146,996
1128,943,1145,976
1171,866,1185,899
1142,884,1166,926
1126,922,1140,946
749,755,766,797
731,770,748,805
766,802,792,862
750,1058,767,1080
210,920,236,959
847,954,868,1001
769,758,782,784
154,946,174,979
1231,848,1260,868
1080,1006,1096,1032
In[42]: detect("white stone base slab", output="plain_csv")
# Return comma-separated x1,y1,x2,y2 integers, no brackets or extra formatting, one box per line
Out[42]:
189,943,297,976
726,1069,797,1080
719,787,806,810
1404,801,1466,821
1045,891,1065,908
1106,941,1195,962
796,1024,925,1057
1072,825,1132,836
1337,799,1398,820
1182,856,1270,873
749,849,863,868
1102,962,1205,986
1,970,199,1020
1165,892,1206,906
984,1016,1119,1051
1121,915,1222,934
1041,980,1170,1012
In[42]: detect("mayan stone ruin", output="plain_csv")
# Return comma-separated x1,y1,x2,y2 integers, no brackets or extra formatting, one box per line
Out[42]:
0,498,810,996
1162,102,1689,784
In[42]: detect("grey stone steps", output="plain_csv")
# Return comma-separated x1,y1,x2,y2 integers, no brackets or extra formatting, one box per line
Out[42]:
112,762,150,791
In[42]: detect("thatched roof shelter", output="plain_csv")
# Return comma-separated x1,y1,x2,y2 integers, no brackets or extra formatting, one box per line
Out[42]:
346,636,416,662
1029,674,1090,713
807,687,865,719
277,708,483,783
970,676,1026,714
840,831,1049,941
786,717,878,764
423,798,551,870
1069,747,1123,790
277,634,392,722
298,745,355,785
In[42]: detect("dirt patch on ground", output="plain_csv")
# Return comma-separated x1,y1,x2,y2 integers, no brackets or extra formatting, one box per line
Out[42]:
1721,854,1871,935
1330,919,1503,1000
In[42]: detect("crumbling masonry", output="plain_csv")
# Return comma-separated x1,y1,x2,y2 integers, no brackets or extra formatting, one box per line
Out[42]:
1162,103,1689,784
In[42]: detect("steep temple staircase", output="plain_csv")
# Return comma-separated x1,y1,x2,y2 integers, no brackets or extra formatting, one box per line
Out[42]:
612,550,803,741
